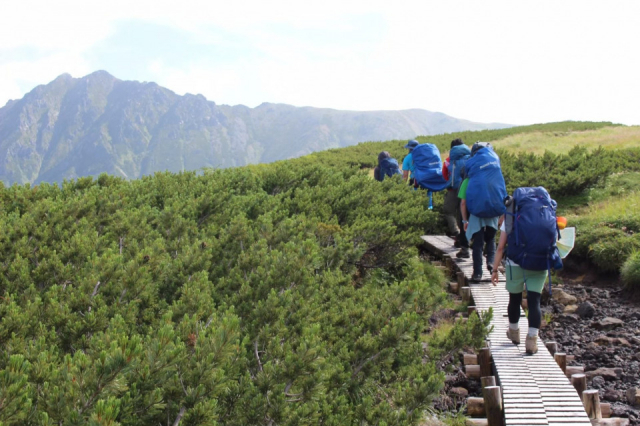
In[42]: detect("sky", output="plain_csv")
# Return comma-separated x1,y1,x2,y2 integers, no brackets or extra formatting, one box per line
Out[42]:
1,0,639,126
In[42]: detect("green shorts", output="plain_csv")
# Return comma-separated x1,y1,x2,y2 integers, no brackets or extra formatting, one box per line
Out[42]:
505,262,548,294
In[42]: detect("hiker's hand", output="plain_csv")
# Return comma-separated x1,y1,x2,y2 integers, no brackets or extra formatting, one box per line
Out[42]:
491,270,499,286
463,223,468,231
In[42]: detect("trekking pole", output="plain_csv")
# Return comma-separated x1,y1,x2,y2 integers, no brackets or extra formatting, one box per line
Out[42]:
428,191,433,210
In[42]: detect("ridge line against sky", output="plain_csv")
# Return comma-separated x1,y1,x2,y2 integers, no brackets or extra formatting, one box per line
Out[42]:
1,0,639,126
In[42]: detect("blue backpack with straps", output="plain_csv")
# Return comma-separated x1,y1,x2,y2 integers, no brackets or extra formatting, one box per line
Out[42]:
377,157,401,181
465,144,507,218
412,143,448,192
448,144,471,190
505,187,563,290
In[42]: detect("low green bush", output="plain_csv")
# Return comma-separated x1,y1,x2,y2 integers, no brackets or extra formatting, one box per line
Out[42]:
621,251,640,292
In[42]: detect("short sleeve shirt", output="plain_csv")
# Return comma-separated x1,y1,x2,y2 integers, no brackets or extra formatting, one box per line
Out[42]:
402,153,414,178
458,178,469,199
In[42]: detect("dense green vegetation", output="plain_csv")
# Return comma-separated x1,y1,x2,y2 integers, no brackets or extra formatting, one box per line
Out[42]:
1,120,639,425
0,162,490,425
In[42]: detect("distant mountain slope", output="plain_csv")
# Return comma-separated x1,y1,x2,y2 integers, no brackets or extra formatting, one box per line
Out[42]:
0,71,511,184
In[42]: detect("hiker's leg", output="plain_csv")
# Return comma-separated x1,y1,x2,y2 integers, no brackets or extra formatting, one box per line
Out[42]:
471,228,485,278
508,291,523,325
484,226,497,271
443,190,459,236
527,291,542,335
455,203,469,249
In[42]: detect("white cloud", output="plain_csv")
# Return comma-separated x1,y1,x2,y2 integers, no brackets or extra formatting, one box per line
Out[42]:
1,0,639,125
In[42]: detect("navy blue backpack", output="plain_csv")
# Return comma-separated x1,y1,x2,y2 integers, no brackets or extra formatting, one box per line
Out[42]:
448,144,471,190
377,157,401,181
412,144,448,192
465,144,507,218
505,187,563,289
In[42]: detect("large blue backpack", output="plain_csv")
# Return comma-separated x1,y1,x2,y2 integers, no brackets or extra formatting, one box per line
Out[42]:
412,144,448,192
465,145,507,218
505,187,563,289
448,144,471,190
377,157,401,181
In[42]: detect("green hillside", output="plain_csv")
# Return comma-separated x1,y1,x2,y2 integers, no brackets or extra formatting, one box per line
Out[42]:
1,121,639,425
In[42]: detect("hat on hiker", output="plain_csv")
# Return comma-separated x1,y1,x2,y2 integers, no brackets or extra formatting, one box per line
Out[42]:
404,139,419,150
450,138,464,148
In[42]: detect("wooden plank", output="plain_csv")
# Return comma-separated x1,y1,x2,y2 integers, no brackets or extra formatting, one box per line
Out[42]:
505,414,548,419
547,423,592,426
507,419,549,425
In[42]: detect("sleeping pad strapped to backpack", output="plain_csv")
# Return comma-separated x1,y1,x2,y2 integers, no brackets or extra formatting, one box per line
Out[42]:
505,187,563,291
464,144,507,217
412,143,448,191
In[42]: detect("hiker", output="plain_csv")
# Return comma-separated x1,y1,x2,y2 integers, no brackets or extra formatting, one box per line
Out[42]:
458,143,507,281
491,187,564,354
412,143,448,209
402,139,418,185
443,138,471,252
374,151,401,182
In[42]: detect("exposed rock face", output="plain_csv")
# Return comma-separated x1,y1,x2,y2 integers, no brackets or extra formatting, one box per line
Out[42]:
553,289,578,305
0,71,511,185
577,301,596,318
592,317,625,331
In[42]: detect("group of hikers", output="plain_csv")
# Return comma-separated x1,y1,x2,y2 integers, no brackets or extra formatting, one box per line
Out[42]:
375,139,568,355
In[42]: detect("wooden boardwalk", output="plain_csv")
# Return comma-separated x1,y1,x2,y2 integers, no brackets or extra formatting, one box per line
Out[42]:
422,235,592,426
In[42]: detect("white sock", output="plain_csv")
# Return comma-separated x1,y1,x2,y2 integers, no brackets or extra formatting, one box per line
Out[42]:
509,323,519,330
528,327,539,337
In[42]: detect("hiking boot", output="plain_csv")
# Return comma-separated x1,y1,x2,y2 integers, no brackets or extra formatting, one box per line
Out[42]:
487,264,494,274
470,273,482,283
506,328,520,344
525,335,538,354
456,248,470,259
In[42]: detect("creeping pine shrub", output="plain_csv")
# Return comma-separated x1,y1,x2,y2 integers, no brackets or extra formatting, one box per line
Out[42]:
572,220,640,272
621,251,640,292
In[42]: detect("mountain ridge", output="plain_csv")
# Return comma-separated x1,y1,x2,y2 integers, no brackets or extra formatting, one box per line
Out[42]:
0,71,511,185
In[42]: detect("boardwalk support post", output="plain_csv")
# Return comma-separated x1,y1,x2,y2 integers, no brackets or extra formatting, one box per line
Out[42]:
467,397,485,417
481,376,496,389
478,347,492,378
554,352,567,373
464,354,478,365
545,341,558,355
565,365,585,378
445,257,454,275
461,286,471,303
457,271,466,289
483,386,504,426
465,365,481,378
571,373,587,400
583,389,603,420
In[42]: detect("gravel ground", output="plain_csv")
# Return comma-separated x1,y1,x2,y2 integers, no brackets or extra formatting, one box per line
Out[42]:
540,262,640,424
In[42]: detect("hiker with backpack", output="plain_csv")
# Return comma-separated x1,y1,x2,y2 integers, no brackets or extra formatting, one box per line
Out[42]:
443,138,471,253
374,151,402,182
458,142,507,281
402,139,418,185
412,142,448,209
491,187,564,354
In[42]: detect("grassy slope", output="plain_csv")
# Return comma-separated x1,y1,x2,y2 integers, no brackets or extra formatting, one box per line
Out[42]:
491,126,640,155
